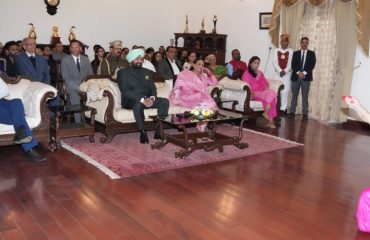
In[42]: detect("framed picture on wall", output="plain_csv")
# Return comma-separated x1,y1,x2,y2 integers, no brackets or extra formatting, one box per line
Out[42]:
259,12,272,30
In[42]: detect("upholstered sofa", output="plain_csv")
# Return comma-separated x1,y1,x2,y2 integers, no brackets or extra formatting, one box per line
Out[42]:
0,75,58,149
80,75,191,143
214,77,284,123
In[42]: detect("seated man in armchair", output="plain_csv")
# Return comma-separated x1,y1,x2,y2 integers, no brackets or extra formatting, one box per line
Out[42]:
117,49,169,144
0,76,46,162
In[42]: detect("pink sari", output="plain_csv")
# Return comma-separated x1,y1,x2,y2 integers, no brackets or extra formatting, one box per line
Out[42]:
241,70,277,120
357,187,370,232
169,70,218,109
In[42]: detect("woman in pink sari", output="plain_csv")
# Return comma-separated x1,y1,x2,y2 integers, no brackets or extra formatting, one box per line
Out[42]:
169,58,218,131
241,56,277,128
169,58,218,110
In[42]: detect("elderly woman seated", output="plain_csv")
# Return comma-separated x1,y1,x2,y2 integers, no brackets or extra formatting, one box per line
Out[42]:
241,56,277,128
205,54,227,80
168,58,218,131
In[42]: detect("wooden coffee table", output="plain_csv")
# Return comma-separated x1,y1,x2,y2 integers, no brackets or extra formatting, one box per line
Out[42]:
49,104,96,149
150,110,249,159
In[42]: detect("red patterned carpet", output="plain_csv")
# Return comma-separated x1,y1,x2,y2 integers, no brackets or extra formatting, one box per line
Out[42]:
61,125,302,179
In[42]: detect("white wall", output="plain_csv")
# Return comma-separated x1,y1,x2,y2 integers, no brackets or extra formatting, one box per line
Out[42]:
1,0,368,110
0,0,274,72
352,48,370,111
176,0,275,76
0,0,177,57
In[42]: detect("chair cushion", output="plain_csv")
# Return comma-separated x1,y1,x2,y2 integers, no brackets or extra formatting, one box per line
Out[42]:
0,116,39,134
155,82,171,99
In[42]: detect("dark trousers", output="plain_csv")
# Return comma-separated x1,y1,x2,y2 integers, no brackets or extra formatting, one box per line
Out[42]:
0,98,38,151
127,97,169,131
290,78,311,115
66,87,81,123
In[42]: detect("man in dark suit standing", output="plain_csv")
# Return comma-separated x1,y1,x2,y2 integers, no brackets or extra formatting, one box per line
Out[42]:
61,40,93,123
14,37,50,85
289,37,316,121
156,46,182,81
117,49,169,144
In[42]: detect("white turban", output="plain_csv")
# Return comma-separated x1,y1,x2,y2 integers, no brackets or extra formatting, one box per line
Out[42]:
126,49,145,63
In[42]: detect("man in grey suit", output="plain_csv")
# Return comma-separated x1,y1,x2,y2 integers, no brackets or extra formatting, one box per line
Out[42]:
156,46,182,81
61,40,93,123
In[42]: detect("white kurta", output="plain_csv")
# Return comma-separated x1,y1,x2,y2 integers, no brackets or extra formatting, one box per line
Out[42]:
272,47,293,111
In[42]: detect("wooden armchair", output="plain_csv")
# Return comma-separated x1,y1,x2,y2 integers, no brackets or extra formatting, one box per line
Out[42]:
0,75,58,149
214,77,284,124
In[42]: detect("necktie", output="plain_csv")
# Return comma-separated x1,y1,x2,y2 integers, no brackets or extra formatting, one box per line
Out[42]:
300,51,305,71
29,56,36,69
76,58,81,72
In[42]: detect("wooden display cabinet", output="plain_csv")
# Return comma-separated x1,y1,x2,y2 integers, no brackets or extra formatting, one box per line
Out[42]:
174,33,227,64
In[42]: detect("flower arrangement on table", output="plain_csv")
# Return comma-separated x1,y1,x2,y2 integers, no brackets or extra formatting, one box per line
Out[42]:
190,104,215,120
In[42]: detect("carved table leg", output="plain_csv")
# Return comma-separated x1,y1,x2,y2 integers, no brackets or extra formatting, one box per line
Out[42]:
151,119,168,150
233,118,249,149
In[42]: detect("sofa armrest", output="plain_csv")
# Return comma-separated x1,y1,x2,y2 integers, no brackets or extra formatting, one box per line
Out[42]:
22,82,57,129
97,88,121,125
80,77,121,108
219,77,249,90
268,79,284,95
267,79,284,118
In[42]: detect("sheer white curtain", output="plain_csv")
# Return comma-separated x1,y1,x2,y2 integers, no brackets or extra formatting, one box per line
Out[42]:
335,0,357,122
295,0,339,121
281,0,305,50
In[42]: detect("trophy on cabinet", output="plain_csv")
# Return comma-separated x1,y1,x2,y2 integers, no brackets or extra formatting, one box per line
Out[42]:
212,15,217,34
28,23,37,39
199,18,206,34
50,26,61,45
184,15,189,33
68,26,77,42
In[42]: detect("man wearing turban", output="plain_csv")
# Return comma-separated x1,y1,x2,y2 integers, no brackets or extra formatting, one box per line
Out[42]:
117,49,169,143
272,33,293,116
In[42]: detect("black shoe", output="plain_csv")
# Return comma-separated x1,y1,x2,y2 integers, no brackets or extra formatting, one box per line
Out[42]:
13,126,33,144
302,114,308,122
140,130,149,144
288,113,295,118
279,110,288,117
25,148,47,162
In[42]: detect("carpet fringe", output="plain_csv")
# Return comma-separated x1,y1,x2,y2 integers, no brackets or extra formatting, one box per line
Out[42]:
227,124,304,146
245,129,303,146
61,142,120,179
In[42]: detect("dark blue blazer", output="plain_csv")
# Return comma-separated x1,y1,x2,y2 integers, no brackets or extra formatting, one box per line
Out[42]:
15,52,50,85
290,49,316,82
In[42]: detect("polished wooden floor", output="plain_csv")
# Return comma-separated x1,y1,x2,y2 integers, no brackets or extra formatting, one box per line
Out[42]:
1,116,370,240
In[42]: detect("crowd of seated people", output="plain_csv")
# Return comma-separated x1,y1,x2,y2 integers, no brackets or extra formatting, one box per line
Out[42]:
1,37,252,86
0,34,283,150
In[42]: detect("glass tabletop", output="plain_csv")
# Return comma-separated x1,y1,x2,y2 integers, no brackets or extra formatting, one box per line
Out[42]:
48,104,94,114
153,109,246,126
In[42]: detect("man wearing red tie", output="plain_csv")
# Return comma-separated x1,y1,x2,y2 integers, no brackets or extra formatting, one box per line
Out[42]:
289,37,316,121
